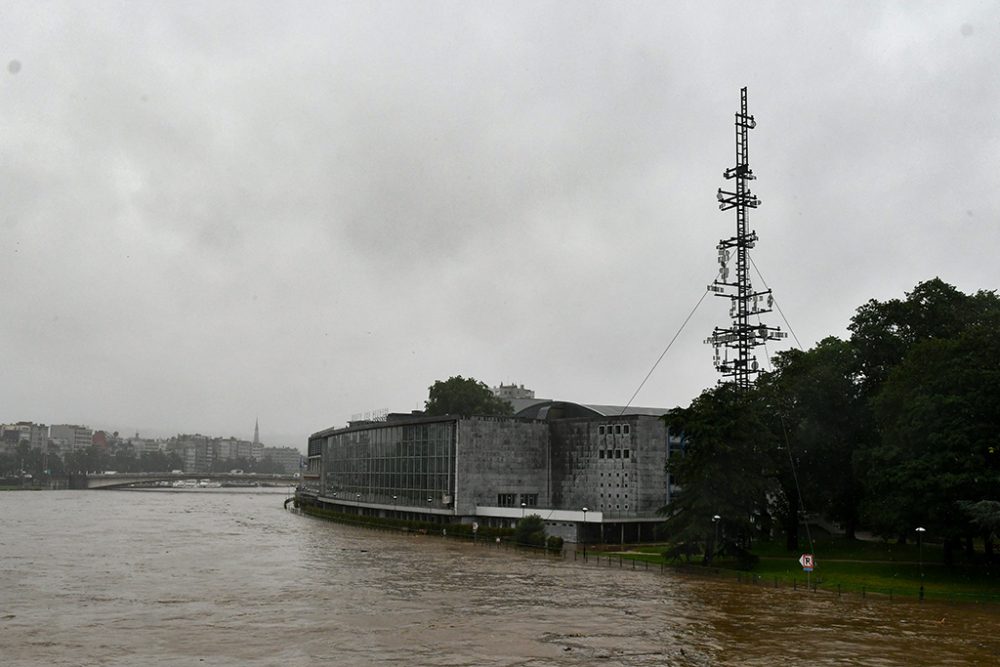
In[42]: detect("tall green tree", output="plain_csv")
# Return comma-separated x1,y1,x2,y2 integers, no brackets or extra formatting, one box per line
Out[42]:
758,337,866,545
866,325,1000,557
661,384,777,564
849,279,1000,546
424,376,513,416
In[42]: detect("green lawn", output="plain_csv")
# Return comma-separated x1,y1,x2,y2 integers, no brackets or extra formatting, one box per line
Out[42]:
615,537,1000,602
750,536,944,563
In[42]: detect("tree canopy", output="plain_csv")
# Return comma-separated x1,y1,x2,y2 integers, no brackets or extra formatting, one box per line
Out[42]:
424,376,513,417
663,278,1000,562
661,384,777,563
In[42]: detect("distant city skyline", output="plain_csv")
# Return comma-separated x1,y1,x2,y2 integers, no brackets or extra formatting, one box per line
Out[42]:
2,417,304,453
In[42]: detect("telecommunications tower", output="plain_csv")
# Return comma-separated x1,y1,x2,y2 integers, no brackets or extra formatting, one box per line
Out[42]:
704,87,786,391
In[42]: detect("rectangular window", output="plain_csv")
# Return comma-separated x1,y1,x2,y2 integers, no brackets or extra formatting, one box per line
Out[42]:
497,493,516,507
624,449,630,459
598,425,605,435
614,424,622,435
599,449,605,459
615,449,622,459
623,424,630,435
520,493,538,507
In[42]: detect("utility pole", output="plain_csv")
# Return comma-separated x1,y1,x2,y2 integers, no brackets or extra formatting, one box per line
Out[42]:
705,87,786,390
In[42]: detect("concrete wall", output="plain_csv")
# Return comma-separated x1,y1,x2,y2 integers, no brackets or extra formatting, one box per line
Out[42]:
549,415,668,518
631,416,669,514
454,417,550,515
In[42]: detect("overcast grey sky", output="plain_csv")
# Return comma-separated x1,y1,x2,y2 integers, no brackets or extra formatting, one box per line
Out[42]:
2,2,997,448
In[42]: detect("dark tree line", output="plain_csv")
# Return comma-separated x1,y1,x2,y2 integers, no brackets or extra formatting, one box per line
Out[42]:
663,278,1000,563
209,456,288,475
0,444,185,478
2,445,290,479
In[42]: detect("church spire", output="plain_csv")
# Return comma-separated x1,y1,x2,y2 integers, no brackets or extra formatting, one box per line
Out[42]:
253,418,260,445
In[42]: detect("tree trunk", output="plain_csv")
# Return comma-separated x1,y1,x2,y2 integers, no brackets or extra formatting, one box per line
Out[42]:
844,517,857,541
785,524,799,552
784,490,800,551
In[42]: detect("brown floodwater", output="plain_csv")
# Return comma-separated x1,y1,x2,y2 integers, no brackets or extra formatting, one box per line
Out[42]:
2,490,998,666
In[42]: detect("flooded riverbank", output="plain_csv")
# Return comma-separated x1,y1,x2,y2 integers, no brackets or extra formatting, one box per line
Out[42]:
2,490,997,666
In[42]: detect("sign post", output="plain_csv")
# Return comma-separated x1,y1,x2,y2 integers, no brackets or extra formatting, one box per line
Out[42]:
799,553,815,589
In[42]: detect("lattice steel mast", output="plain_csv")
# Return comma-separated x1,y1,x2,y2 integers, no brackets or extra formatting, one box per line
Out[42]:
705,87,786,391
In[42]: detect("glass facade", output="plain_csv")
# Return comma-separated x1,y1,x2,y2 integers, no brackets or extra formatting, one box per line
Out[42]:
323,420,456,507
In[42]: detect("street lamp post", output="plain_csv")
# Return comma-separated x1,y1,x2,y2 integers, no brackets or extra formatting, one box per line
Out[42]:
916,526,926,600
712,515,721,564
582,507,589,560
521,502,526,519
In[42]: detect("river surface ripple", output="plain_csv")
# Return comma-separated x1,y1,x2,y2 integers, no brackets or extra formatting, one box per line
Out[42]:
2,490,998,666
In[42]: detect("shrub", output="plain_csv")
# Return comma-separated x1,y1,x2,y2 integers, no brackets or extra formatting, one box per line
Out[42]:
514,514,546,548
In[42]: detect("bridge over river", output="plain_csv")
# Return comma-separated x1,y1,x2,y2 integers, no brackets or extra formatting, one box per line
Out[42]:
71,471,299,489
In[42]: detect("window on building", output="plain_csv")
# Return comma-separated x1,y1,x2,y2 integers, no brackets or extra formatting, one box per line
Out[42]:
599,449,605,459
615,449,622,459
623,424,630,435
598,425,605,435
624,449,630,459
521,493,538,507
614,424,622,435
497,493,516,507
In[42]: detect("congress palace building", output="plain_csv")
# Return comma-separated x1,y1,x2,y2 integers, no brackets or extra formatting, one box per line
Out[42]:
300,393,683,544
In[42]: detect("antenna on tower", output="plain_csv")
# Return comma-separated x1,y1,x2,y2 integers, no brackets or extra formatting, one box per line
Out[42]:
703,87,787,391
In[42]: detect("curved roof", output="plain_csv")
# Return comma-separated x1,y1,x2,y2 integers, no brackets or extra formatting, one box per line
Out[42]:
514,400,669,421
